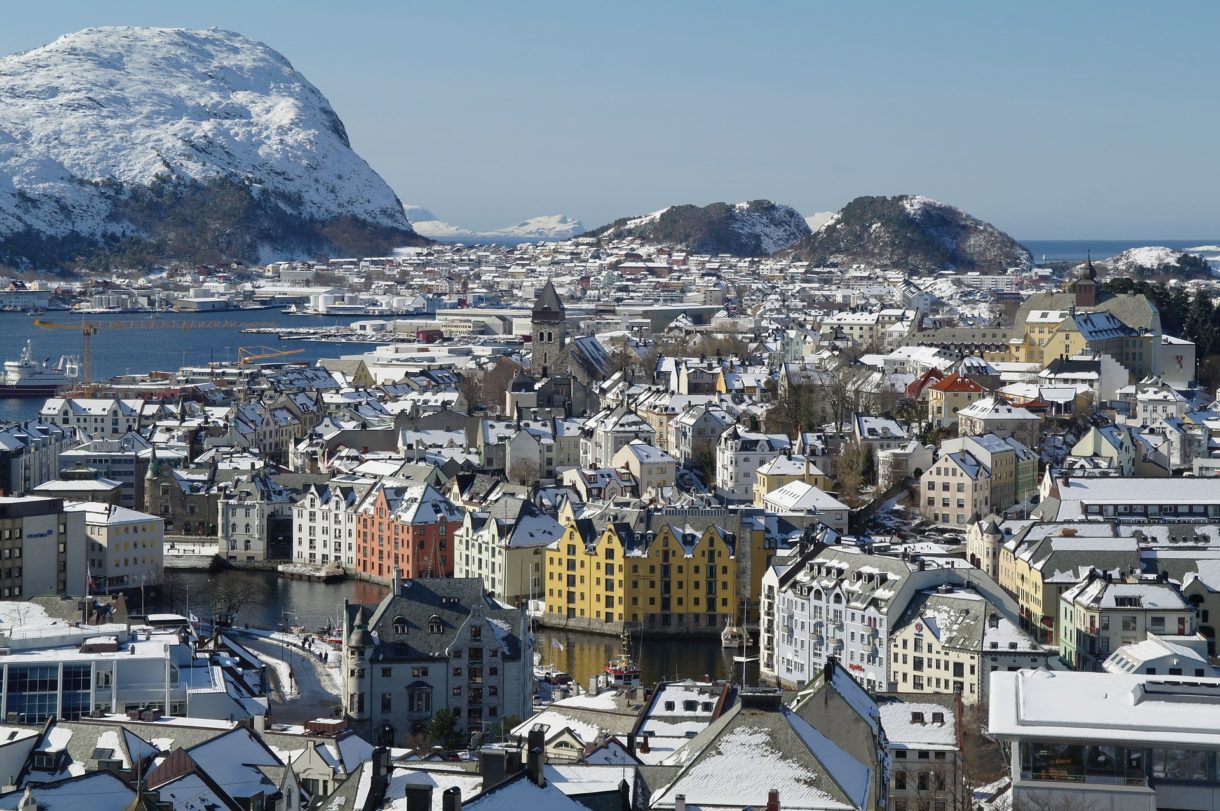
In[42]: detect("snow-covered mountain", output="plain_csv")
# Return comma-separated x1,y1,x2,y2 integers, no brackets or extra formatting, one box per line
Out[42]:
0,26,423,267
586,200,810,256
789,194,1031,273
403,206,584,244
1099,246,1217,279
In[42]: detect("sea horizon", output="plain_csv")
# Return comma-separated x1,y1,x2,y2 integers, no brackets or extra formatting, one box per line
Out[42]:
1021,238,1220,263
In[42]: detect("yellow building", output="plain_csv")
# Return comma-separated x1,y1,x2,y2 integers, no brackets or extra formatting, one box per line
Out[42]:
543,519,739,635
752,454,831,506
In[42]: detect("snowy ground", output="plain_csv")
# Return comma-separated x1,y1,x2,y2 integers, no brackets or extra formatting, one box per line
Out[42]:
240,627,343,695
252,649,298,699
0,602,52,628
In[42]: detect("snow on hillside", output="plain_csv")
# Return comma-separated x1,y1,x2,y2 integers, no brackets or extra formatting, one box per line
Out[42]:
1107,246,1184,270
405,207,584,243
728,201,810,254
1103,245,1220,277
0,26,411,240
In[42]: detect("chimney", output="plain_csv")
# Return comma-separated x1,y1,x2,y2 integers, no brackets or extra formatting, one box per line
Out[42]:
527,724,547,787
404,785,433,811
626,732,636,754
441,786,461,811
479,748,507,791
766,789,781,811
639,734,650,754
675,795,687,811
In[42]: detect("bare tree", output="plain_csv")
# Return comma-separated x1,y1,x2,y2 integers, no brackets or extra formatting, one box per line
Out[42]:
507,457,541,486
206,572,269,625
456,370,483,414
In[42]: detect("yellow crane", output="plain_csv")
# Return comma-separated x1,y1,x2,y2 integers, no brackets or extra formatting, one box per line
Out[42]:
237,345,305,366
34,318,279,384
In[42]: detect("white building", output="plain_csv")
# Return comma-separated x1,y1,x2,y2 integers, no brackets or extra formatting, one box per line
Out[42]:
990,669,1220,811
453,496,563,606
715,425,790,502
64,502,163,592
40,399,143,440
762,544,1016,692
0,610,266,722
292,480,369,569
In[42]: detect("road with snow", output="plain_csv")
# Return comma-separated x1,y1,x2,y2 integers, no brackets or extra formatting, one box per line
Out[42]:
231,630,341,724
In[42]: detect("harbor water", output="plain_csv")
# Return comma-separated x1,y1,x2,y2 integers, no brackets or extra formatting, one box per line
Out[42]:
0,309,391,422
167,570,753,687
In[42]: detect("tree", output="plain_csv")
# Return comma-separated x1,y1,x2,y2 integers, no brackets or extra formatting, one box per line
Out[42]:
491,714,522,742
507,457,540,486
835,442,868,507
456,370,483,414
427,707,464,750
207,572,269,624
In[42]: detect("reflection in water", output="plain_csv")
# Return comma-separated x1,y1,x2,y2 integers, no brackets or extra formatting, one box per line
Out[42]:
169,570,754,686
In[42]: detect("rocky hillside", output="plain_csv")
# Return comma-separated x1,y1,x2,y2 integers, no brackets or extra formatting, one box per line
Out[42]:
1100,246,1215,279
586,200,810,256
0,27,425,269
788,195,1031,273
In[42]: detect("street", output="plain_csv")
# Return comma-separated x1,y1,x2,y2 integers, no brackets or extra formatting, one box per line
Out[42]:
231,631,341,724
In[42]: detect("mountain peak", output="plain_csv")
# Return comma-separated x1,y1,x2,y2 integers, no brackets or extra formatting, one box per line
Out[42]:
0,26,423,267
788,194,1031,273
586,199,810,256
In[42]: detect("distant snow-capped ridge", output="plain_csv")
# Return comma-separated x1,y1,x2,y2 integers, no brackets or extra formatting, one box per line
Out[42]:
404,206,584,243
0,26,421,266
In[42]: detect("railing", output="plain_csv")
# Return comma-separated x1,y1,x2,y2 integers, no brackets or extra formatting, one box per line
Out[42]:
1021,772,1148,787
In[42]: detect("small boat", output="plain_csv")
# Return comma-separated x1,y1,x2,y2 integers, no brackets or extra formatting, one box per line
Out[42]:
721,619,751,649
603,630,641,689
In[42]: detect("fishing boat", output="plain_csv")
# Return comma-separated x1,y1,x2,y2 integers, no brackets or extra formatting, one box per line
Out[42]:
0,339,79,397
721,618,752,649
603,630,641,689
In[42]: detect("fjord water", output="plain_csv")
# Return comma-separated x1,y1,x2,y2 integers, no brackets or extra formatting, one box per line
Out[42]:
0,309,379,422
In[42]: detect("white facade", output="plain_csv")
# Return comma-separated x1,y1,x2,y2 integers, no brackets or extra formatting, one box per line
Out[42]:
715,426,790,502
764,545,1017,693
64,502,163,592
292,482,364,569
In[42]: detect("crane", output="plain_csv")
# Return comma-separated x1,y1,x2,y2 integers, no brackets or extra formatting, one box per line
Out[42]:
237,345,305,366
34,318,278,385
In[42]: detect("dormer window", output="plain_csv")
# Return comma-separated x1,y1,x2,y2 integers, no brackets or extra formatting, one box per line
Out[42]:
911,711,925,724
393,616,407,634
429,615,443,634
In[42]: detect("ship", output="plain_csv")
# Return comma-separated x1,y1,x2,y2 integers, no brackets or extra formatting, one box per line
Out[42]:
0,340,79,397
603,629,641,689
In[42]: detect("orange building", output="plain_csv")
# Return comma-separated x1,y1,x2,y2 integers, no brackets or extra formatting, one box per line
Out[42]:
354,481,462,580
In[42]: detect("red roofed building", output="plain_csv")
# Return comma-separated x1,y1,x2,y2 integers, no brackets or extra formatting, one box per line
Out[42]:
926,372,988,427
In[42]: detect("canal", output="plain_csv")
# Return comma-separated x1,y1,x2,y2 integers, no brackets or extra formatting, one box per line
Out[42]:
165,570,757,687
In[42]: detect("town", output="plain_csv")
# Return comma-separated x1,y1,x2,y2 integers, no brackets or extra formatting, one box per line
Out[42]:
0,231,1213,810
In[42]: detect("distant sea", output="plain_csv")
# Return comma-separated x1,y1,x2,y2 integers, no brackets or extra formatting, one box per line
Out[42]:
1022,239,1220,264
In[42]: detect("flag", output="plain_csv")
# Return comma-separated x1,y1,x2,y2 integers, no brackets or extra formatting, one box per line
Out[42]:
189,612,200,625
86,568,96,592
550,638,564,651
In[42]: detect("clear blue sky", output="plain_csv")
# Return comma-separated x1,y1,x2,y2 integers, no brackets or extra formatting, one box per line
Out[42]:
3,1,1218,238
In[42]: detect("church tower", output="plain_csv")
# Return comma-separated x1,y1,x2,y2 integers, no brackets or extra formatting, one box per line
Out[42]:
532,280,566,377
1075,253,1098,308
